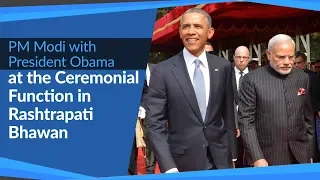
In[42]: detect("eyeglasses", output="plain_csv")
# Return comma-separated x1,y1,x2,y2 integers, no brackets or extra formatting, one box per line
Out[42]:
234,56,249,60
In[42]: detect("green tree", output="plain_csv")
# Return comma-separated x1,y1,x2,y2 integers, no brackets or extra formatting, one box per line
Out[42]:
310,32,320,61
156,8,175,20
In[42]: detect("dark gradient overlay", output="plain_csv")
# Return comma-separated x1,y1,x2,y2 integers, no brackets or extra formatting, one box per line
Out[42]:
0,0,163,7
0,177,34,180
0,38,151,70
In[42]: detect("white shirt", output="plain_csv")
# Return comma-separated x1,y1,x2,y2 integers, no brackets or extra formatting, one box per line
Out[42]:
183,48,210,107
234,67,249,90
146,64,151,86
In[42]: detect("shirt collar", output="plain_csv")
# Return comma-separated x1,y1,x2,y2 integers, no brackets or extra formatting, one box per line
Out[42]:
234,66,249,75
183,48,208,68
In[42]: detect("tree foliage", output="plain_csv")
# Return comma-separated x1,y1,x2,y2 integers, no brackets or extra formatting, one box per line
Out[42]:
156,7,175,20
310,33,320,61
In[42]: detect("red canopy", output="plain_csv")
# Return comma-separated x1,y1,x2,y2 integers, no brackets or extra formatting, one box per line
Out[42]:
151,2,320,52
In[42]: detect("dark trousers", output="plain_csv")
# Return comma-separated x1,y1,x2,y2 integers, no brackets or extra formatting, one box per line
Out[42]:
142,119,156,174
235,137,248,168
143,135,156,174
206,147,216,170
128,136,138,175
313,116,320,162
289,148,300,164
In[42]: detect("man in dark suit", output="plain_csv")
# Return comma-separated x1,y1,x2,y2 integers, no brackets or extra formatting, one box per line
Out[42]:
238,34,314,167
140,63,157,174
294,51,320,162
314,72,320,124
312,72,320,159
231,46,250,168
128,63,154,175
232,46,251,132
313,60,320,73
294,51,316,78
145,8,237,173
205,42,216,55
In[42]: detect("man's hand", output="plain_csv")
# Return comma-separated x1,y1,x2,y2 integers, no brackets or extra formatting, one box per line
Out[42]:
236,129,240,138
253,159,268,167
317,111,320,117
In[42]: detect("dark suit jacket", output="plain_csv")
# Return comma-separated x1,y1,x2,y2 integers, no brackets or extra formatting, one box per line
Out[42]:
140,63,155,109
238,65,314,165
145,51,237,172
231,67,251,129
313,72,320,114
231,68,239,106
311,72,320,163
305,69,320,162
232,68,252,105
305,69,317,112
304,68,316,78
140,80,148,109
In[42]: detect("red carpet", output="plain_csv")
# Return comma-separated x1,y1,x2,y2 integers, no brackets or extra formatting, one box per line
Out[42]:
137,148,160,174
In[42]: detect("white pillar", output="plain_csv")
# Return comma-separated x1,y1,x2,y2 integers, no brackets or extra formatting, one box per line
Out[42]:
299,34,311,69
295,35,300,51
253,44,262,66
222,50,229,60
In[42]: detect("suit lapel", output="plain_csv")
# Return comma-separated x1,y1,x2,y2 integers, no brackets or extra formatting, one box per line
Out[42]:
204,55,220,124
172,52,204,124
231,68,238,104
148,63,153,72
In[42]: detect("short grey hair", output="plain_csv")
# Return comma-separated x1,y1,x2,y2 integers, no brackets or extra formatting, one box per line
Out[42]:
180,8,212,28
268,34,295,51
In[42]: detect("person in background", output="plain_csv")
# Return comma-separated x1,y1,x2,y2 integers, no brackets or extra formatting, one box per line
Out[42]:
313,72,320,153
128,63,156,175
231,46,251,168
205,42,215,55
313,60,320,73
294,51,320,162
294,51,316,77
249,60,259,70
311,70,320,161
128,134,138,175
139,63,157,174
146,8,237,173
238,34,314,167
128,79,148,175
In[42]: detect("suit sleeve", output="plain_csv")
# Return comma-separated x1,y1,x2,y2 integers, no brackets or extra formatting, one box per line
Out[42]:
304,76,315,159
314,73,320,113
223,64,238,160
234,101,239,129
145,65,176,172
238,75,264,164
